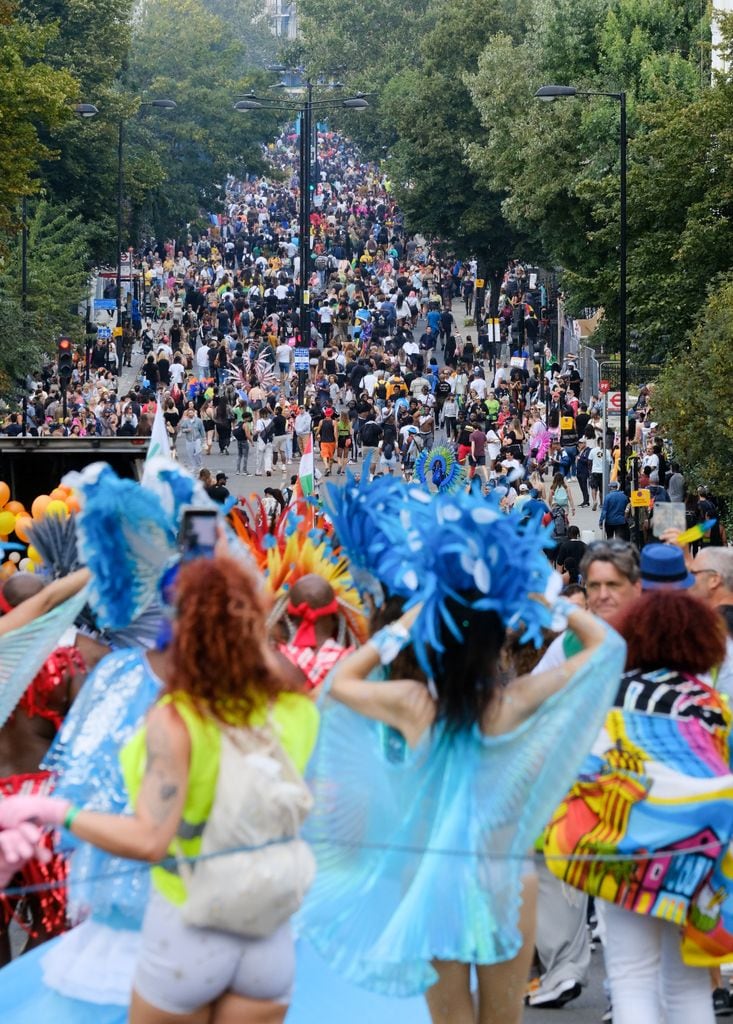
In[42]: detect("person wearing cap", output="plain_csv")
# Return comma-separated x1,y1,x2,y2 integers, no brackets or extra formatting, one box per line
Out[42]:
514,482,531,512
206,472,230,504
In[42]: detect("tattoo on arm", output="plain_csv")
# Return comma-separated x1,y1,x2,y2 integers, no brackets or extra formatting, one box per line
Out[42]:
141,719,181,826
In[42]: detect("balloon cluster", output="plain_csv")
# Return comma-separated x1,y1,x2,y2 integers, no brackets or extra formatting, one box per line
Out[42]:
0,482,79,579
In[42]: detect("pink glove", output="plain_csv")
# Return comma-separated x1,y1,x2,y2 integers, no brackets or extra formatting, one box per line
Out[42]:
0,822,47,889
0,794,69,831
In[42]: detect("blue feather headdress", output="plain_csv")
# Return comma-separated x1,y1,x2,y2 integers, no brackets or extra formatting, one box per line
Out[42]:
325,473,558,675
63,464,179,629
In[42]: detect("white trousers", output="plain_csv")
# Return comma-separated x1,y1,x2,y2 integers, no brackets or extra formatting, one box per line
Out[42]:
601,901,714,1024
255,442,273,475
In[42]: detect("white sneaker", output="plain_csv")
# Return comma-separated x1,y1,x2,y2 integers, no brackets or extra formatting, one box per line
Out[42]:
526,977,582,1008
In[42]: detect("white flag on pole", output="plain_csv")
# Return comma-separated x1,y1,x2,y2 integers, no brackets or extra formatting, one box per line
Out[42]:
145,399,171,466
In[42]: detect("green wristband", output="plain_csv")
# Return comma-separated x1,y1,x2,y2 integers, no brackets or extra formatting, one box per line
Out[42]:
63,804,82,831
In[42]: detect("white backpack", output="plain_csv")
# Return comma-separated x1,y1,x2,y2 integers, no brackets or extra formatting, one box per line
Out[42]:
176,720,315,938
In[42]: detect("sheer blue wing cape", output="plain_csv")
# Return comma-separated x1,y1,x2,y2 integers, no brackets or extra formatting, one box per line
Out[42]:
0,588,89,729
300,626,626,996
44,647,163,925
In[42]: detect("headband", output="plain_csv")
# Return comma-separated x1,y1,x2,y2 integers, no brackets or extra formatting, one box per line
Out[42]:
287,598,339,648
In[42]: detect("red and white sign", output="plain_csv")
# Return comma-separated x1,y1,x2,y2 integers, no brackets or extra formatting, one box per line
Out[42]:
608,391,622,411
599,379,610,394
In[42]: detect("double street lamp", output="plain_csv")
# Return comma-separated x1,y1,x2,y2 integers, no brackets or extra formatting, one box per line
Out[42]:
234,82,368,399
535,85,628,491
75,98,177,340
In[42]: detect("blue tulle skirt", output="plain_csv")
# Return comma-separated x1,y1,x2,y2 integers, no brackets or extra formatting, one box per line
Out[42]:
300,628,626,995
0,935,431,1024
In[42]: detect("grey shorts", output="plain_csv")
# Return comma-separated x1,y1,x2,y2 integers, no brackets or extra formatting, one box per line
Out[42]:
133,890,295,1014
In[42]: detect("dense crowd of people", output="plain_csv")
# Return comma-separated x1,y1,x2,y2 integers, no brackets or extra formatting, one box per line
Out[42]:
0,119,731,1024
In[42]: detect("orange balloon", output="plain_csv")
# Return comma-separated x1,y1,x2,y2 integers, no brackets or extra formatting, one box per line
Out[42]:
56,485,72,497
0,561,17,579
65,495,81,514
0,482,9,508
14,516,33,543
49,488,67,502
31,495,51,519
5,501,25,516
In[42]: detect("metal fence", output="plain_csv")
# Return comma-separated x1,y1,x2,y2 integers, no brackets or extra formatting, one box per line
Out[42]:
598,360,661,391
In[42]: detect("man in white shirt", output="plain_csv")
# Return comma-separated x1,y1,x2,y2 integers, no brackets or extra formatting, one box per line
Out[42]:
276,342,292,386
410,375,431,397
318,302,333,345
196,341,213,374
361,370,377,397
470,374,487,399
589,444,612,510
293,407,312,454
494,363,510,389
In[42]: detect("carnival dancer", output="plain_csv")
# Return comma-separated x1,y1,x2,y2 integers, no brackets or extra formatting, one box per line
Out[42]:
300,476,627,1024
0,556,320,1024
279,574,354,692
544,585,732,1024
0,569,92,965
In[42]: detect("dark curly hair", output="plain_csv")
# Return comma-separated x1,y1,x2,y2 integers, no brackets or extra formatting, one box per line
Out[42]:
170,556,289,723
613,591,727,676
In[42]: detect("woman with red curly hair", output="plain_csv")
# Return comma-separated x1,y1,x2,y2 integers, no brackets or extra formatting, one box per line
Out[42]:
544,590,730,1024
0,556,320,1024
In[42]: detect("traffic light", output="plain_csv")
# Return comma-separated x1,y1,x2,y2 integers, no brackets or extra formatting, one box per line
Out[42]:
58,336,73,385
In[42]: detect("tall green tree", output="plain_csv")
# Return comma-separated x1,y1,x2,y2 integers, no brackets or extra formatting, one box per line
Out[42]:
295,0,434,155
125,0,279,240
653,272,733,507
379,0,533,303
0,201,91,387
467,0,711,354
17,0,137,262
0,0,78,236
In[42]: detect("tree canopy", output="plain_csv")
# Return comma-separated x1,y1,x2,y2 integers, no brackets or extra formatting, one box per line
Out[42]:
653,272,733,506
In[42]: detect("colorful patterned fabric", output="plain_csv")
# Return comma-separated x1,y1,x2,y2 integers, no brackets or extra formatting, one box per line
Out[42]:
544,668,733,965
280,639,352,692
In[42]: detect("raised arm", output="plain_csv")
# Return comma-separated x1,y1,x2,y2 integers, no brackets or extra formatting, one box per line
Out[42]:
485,606,610,735
328,603,434,748
0,569,90,638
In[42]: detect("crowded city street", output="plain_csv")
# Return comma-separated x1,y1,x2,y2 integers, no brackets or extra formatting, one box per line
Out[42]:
1,2,733,1023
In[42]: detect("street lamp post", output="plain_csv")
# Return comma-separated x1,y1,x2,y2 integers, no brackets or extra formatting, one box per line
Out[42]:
234,85,368,403
535,85,628,492
76,100,176,366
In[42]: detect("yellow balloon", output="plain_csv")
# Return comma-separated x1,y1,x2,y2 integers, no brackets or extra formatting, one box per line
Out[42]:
18,558,36,573
0,510,16,535
45,500,69,520
26,545,43,563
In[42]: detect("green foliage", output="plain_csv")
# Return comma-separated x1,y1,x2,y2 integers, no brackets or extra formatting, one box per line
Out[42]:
653,274,733,505
296,0,434,155
375,0,534,291
17,0,137,262
0,200,91,386
467,0,712,354
0,0,78,235
125,0,279,239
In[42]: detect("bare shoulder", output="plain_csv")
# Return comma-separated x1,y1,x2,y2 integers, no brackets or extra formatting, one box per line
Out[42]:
146,702,191,759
